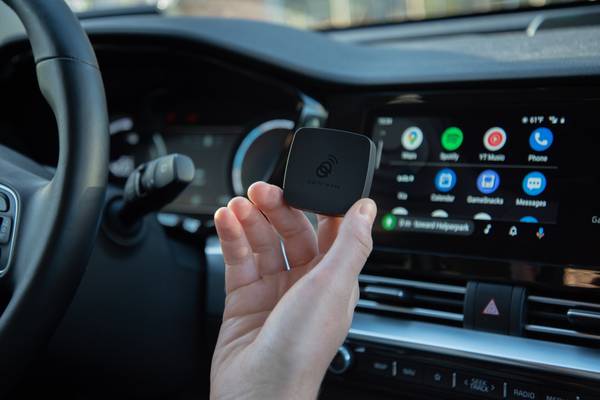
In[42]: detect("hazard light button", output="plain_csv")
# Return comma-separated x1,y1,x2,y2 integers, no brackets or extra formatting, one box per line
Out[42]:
464,282,526,335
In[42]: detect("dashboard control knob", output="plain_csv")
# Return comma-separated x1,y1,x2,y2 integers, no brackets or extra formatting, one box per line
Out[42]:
328,345,353,375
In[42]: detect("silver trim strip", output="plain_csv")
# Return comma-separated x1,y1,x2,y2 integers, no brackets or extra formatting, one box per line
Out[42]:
528,295,600,310
349,313,600,381
362,285,404,298
359,274,466,294
525,324,600,342
0,184,19,277
205,236,226,316
567,309,600,321
357,299,464,322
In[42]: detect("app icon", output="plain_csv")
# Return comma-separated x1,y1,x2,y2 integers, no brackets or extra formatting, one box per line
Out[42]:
401,126,424,151
522,171,547,196
476,170,500,194
474,212,492,220
381,213,397,231
431,209,449,218
441,127,464,151
509,226,518,237
483,127,507,152
520,216,539,223
529,127,554,152
483,224,492,235
536,227,545,240
434,168,457,192
392,207,409,216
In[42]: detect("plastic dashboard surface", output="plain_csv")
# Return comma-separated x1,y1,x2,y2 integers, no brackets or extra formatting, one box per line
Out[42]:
2,5,600,86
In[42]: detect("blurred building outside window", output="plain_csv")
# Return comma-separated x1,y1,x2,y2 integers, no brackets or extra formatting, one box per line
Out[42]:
66,0,595,30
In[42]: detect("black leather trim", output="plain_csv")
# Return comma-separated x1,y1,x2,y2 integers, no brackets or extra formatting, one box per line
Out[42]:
3,0,98,66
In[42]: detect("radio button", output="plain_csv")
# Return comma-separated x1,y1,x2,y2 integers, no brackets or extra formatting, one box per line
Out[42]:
508,382,541,399
456,372,504,399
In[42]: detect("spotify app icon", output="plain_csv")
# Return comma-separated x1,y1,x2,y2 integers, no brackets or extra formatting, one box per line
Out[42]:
441,127,464,151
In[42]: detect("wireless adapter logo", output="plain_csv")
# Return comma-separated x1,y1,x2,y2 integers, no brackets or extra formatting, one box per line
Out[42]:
315,154,338,178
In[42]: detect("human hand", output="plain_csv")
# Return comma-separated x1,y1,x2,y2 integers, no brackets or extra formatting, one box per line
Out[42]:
210,182,376,400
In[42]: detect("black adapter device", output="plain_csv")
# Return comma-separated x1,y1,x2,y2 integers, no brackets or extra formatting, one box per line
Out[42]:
283,127,377,216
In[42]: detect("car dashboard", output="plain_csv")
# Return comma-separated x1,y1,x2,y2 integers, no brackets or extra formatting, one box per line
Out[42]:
1,4,600,399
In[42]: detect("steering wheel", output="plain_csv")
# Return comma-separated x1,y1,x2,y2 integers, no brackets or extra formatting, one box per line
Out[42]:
0,0,108,389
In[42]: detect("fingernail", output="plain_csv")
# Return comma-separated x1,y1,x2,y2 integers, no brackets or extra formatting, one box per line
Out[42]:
359,199,377,223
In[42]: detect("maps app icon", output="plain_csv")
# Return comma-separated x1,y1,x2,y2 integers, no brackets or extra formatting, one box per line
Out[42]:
523,171,547,196
401,126,424,151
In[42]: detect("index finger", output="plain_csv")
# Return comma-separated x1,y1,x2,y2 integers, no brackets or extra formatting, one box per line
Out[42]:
248,182,318,269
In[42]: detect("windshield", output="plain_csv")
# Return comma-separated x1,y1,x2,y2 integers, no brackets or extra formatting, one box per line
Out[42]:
66,0,595,30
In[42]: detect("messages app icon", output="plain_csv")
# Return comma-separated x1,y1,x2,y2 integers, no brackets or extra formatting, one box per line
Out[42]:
522,171,547,196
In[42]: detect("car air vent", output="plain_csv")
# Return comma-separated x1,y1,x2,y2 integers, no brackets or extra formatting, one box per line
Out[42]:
357,274,465,327
525,294,600,348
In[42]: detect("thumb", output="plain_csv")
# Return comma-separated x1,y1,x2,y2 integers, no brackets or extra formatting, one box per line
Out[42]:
317,198,377,279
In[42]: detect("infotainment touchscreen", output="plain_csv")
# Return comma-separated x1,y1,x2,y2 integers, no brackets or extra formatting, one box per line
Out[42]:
372,114,560,231
368,94,600,267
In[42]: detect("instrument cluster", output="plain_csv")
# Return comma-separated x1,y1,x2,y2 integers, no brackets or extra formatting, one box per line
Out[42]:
108,93,326,216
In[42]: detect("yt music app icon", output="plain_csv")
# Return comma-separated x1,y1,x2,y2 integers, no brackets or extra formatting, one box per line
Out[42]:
483,127,507,152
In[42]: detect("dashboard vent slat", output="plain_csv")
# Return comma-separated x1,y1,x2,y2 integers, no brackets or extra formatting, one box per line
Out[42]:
525,294,600,348
357,274,466,327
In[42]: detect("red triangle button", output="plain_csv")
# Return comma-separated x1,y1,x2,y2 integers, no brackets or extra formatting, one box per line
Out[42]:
482,298,500,316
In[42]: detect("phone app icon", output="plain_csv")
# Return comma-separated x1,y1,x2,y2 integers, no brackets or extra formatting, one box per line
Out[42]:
483,127,507,152
529,127,554,152
441,127,463,151
522,171,547,196
476,169,500,194
401,126,424,151
435,168,457,192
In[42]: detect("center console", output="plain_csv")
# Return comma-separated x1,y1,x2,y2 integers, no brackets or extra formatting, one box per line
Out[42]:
323,86,600,399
